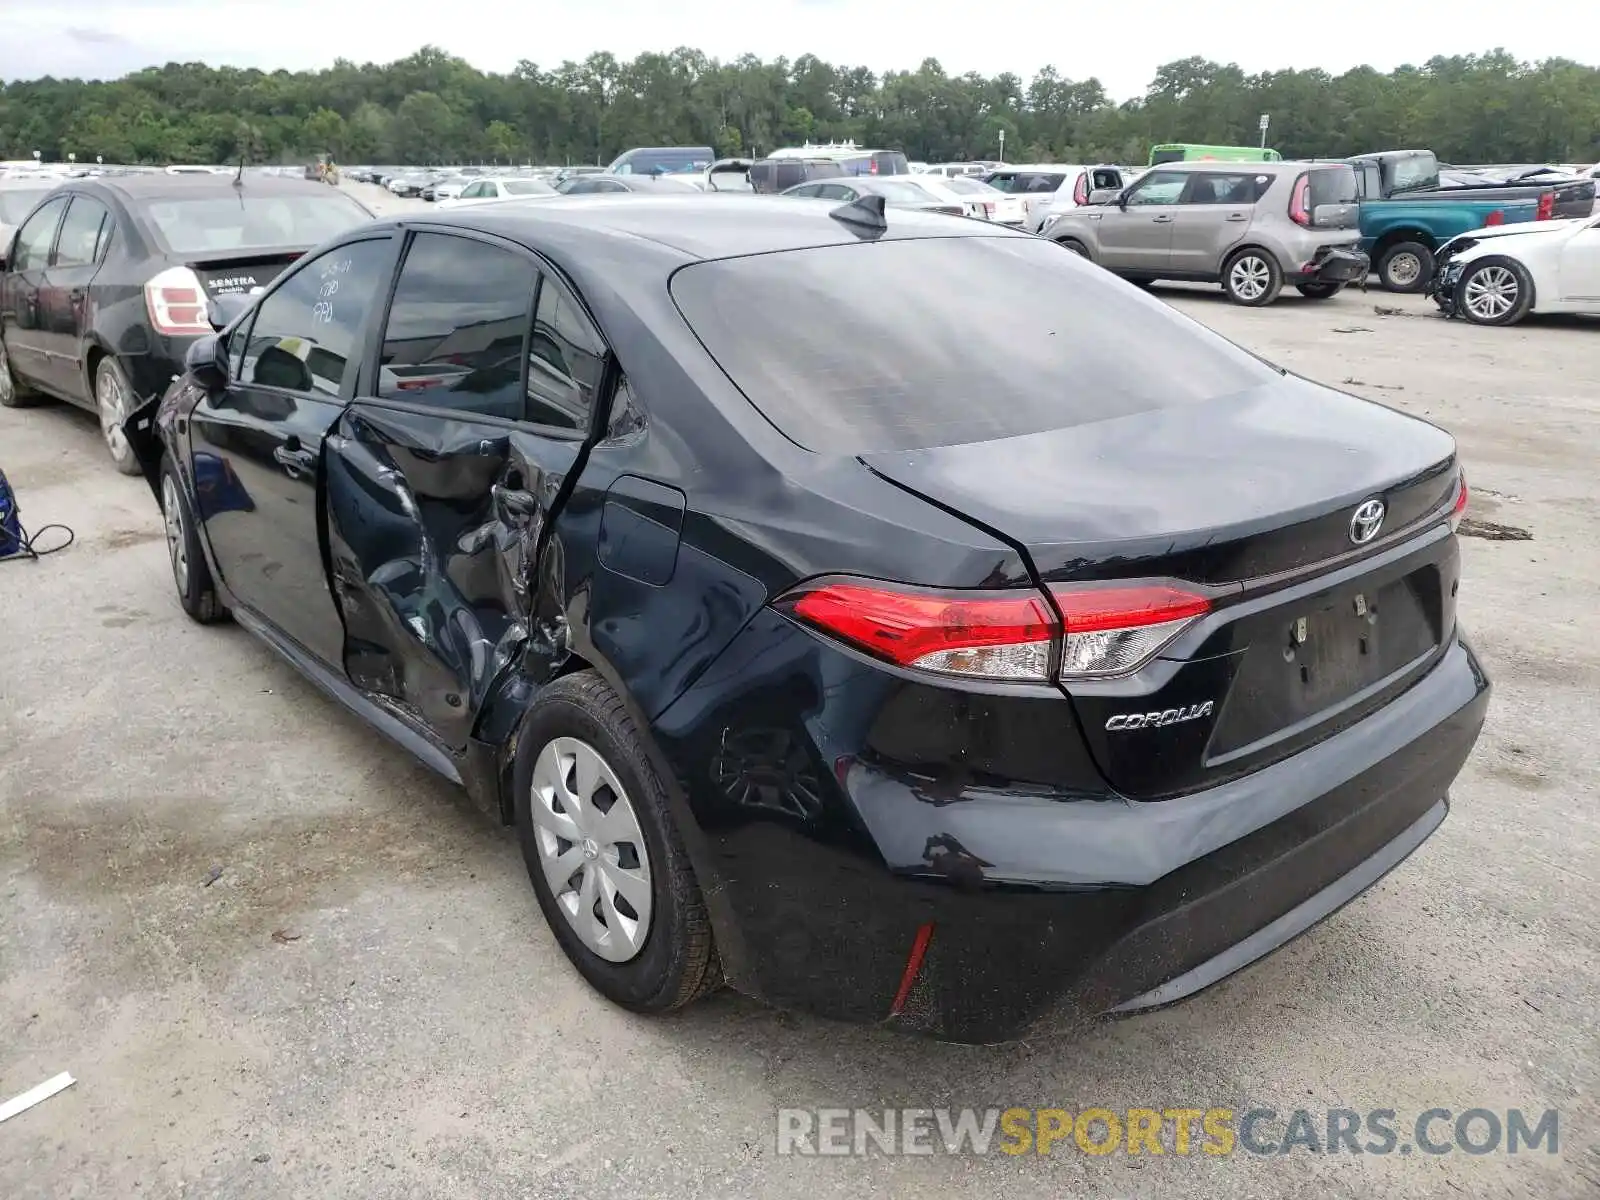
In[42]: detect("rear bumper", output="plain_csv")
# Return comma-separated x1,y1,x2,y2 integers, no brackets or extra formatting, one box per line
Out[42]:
1296,247,1370,285
653,617,1489,1043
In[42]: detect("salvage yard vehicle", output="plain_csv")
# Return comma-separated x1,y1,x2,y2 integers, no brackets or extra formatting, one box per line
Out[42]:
1044,160,1369,305
782,177,969,215
556,173,704,195
1148,143,1283,165
983,164,1128,230
1346,150,1592,291
441,176,559,207
126,194,1487,1043
1430,211,1600,326
0,173,374,472
940,175,1024,224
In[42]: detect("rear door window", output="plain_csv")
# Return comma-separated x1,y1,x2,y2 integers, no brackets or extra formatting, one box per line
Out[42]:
52,195,111,267
669,236,1276,455
526,271,607,432
10,196,67,271
1186,173,1260,204
377,232,535,421
1019,173,1067,194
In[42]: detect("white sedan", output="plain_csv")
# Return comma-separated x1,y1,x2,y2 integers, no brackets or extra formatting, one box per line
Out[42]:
440,176,559,207
939,175,1026,225
1431,214,1600,326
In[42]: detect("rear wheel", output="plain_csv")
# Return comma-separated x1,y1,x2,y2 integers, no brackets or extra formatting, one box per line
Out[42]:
1457,258,1534,327
0,341,42,408
94,357,142,475
514,672,721,1013
1222,249,1282,306
1377,241,1434,293
1296,282,1344,300
1055,238,1089,258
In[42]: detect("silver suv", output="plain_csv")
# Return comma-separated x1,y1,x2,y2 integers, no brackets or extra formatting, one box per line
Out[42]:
1041,161,1369,305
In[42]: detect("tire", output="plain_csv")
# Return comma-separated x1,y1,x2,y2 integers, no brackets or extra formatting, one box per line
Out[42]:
1456,257,1535,327
0,339,43,408
1296,282,1344,300
1221,249,1283,306
1055,238,1090,258
514,671,721,1013
160,455,227,624
1377,241,1434,294
93,356,143,475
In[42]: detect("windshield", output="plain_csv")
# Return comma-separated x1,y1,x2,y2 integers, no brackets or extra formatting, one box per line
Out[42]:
670,235,1276,455
138,192,370,253
0,188,51,224
503,179,554,195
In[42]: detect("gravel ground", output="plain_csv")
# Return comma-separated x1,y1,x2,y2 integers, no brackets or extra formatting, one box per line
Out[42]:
1,191,1596,1198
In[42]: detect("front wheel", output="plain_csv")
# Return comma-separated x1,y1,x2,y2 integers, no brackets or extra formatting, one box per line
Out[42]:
1222,249,1283,306
1457,258,1534,327
1377,241,1434,293
1055,238,1089,258
1296,281,1345,300
94,357,143,475
514,672,721,1013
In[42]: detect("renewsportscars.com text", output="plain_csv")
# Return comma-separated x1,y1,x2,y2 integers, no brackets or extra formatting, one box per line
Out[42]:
776,1106,1559,1157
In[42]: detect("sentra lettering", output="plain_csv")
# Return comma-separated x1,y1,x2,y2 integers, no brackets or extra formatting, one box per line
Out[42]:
1104,700,1214,732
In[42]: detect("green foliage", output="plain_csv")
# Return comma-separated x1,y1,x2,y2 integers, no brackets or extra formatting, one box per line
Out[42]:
3,45,1597,166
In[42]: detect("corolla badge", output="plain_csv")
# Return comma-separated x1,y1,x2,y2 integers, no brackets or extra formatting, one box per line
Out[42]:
1105,701,1214,732
1349,498,1386,545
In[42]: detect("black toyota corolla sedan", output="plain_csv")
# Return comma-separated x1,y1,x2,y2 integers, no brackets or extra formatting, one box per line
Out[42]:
124,193,1489,1042
0,172,373,473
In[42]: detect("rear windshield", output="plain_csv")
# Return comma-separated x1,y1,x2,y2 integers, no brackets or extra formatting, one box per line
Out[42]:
138,193,370,253
1307,167,1359,207
671,236,1276,454
0,188,51,224
504,179,554,195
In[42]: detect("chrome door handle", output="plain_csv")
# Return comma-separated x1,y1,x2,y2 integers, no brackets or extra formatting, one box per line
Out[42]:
1225,213,1249,222
1151,215,1174,223
273,445,316,478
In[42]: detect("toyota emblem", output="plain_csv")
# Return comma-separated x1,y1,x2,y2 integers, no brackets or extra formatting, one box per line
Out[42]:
1349,498,1386,545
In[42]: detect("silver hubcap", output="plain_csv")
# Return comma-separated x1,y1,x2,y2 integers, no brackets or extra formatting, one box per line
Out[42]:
529,737,653,963
97,366,130,459
1463,266,1518,321
1387,252,1422,287
0,345,14,404
1229,256,1271,300
162,475,189,594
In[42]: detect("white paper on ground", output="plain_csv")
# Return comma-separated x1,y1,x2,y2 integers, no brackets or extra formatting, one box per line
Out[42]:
0,1072,76,1124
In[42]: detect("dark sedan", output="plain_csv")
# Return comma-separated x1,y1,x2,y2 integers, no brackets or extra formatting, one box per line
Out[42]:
125,194,1488,1042
0,173,373,472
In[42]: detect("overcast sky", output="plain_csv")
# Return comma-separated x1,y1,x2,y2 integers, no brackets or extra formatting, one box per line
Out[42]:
2,0,1585,100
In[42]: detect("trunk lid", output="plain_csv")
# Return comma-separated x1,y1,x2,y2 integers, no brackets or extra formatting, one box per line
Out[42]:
182,249,306,298
860,378,1462,799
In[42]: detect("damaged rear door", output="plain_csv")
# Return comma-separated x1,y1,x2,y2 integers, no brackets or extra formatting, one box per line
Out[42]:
324,228,607,749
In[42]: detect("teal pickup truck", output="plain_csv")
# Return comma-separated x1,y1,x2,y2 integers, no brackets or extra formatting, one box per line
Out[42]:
1346,153,1541,292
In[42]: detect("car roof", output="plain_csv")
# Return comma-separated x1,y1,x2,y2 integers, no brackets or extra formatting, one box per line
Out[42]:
66,173,348,201
389,194,1022,262
1153,160,1320,175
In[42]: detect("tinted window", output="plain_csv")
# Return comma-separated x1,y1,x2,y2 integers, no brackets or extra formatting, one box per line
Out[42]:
1150,148,1185,165
1128,171,1188,205
1186,173,1261,204
378,233,535,421
53,196,111,267
1090,168,1123,191
1307,167,1359,208
670,237,1275,455
241,238,391,396
138,192,369,254
1019,173,1067,194
871,152,909,176
985,173,1023,193
527,272,606,431
11,197,66,271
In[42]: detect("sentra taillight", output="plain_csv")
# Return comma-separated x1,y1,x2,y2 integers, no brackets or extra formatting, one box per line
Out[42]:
1288,173,1312,228
1049,583,1211,679
779,577,1212,682
1073,172,1088,205
1449,470,1469,532
784,579,1056,681
145,265,211,336
1536,191,1555,220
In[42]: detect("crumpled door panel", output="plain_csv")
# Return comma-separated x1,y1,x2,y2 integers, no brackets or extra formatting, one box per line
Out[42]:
323,403,579,749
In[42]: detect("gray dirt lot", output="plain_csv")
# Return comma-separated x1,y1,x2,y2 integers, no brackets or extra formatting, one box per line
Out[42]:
2,206,1597,1197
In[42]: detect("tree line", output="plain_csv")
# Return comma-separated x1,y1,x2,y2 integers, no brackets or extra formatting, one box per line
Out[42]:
2,46,1597,169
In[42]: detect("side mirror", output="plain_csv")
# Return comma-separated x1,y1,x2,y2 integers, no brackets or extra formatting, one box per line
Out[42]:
184,333,229,389
1087,188,1122,206
206,292,255,331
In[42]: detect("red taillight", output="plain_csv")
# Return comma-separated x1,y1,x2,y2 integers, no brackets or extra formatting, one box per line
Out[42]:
145,265,212,335
1073,172,1088,205
1485,209,1505,226
1449,470,1469,531
983,200,995,217
780,577,1211,682
1288,173,1312,227
1536,191,1554,220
